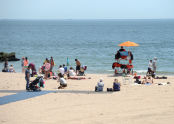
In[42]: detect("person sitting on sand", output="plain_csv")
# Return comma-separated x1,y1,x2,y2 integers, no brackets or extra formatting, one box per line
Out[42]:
58,65,65,76
113,78,121,91
95,78,104,92
39,63,45,74
68,67,76,77
142,76,154,84
58,73,67,89
2,60,9,72
9,65,15,73
63,64,68,74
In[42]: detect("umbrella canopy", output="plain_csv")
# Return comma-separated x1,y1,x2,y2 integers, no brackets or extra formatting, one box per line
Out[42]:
118,41,139,47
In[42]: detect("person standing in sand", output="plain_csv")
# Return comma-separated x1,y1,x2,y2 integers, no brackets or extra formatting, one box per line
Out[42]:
147,60,153,75
152,57,157,73
21,57,25,73
25,65,31,90
44,59,51,79
50,56,55,72
75,59,81,75
24,57,29,70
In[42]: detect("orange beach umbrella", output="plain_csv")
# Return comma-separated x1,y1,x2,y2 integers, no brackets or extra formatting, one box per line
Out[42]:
118,41,139,47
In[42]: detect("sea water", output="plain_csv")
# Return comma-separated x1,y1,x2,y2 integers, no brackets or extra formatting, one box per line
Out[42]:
0,19,174,74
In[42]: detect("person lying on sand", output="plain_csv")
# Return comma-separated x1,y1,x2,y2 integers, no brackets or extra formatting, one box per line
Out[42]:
142,76,153,84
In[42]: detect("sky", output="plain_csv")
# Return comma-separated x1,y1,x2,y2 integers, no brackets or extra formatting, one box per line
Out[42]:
0,0,174,19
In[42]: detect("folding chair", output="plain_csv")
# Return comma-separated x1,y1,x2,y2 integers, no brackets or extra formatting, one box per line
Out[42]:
122,73,133,84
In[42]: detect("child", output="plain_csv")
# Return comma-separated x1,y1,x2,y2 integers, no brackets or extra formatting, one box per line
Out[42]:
58,73,67,89
9,65,15,72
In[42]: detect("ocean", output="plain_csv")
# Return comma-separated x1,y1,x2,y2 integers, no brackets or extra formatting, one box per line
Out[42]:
0,19,174,74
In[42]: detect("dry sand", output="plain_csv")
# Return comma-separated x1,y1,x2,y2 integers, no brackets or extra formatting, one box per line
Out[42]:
0,72,174,124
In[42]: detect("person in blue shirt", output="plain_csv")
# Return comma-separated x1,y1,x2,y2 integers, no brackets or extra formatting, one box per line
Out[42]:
25,66,31,90
63,64,68,73
113,78,121,91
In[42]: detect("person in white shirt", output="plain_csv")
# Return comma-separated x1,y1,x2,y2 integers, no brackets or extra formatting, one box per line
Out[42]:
58,65,65,75
152,57,157,73
95,78,104,92
68,67,76,77
58,73,67,89
9,65,15,72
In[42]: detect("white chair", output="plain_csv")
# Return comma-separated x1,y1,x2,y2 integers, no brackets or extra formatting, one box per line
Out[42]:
122,73,133,84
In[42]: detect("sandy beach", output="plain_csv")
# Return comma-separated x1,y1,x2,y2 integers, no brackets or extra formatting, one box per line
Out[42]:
0,72,174,124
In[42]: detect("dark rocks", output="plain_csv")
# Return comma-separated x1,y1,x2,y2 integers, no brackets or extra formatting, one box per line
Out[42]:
0,52,20,62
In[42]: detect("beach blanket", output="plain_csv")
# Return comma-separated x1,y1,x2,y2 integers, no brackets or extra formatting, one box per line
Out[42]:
68,77,86,80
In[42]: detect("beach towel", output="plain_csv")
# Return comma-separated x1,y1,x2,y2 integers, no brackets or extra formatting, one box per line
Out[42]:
68,77,86,80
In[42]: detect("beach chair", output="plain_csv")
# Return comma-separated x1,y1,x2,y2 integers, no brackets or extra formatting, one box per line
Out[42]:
122,73,133,84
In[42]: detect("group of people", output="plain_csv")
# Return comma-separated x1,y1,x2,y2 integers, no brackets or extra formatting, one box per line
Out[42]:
147,57,157,77
2,60,15,72
95,78,121,92
24,57,84,90
39,57,83,79
1,52,159,91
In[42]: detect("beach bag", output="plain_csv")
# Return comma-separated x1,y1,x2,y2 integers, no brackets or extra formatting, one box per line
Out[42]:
107,88,113,92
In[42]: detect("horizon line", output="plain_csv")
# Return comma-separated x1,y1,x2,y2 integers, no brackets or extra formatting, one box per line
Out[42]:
0,18,174,21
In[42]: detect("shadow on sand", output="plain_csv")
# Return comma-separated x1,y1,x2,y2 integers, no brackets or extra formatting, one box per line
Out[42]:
0,90,112,105
107,73,123,77
0,90,54,105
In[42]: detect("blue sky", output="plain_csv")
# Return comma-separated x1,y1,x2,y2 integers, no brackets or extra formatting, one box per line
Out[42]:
0,0,174,19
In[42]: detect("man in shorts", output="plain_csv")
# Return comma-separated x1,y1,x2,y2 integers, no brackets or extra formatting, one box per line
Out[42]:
75,59,81,75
